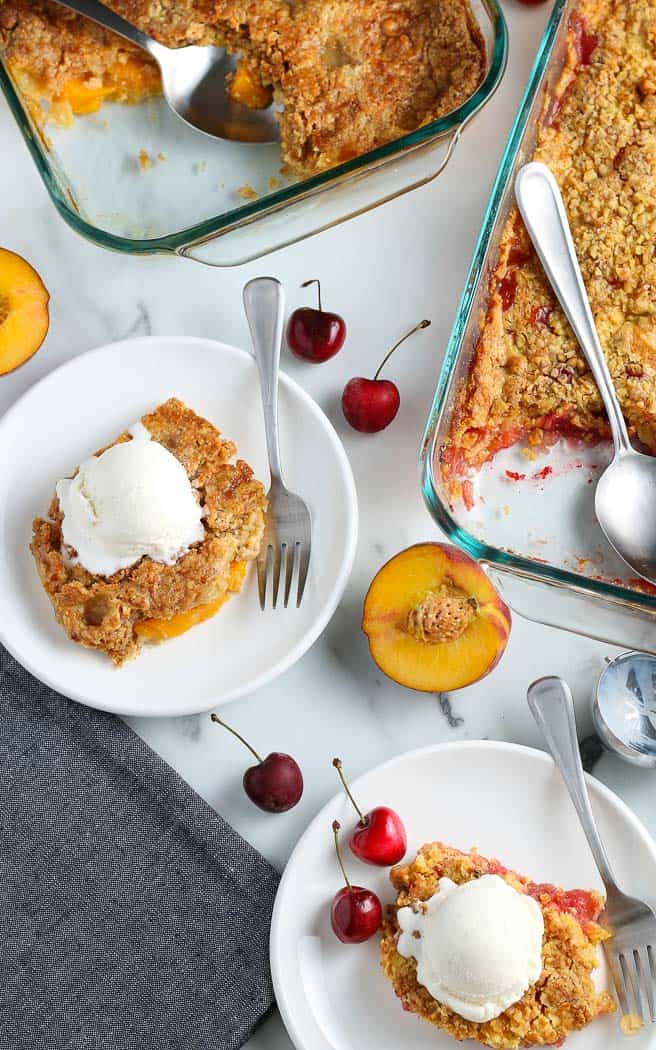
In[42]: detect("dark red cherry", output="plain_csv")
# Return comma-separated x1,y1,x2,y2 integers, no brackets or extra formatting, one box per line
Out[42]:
330,821,382,943
287,279,346,363
333,758,406,865
211,713,303,813
341,320,431,433
342,377,400,433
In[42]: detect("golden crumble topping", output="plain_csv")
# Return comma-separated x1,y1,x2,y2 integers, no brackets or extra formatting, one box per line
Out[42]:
380,841,615,1049
444,0,656,486
0,0,485,176
30,398,266,665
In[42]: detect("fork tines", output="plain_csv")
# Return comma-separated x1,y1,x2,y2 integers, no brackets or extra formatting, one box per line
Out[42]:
608,943,656,1025
257,537,310,610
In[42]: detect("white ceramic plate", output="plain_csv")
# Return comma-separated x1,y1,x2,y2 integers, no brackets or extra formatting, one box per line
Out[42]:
0,336,357,716
271,741,656,1050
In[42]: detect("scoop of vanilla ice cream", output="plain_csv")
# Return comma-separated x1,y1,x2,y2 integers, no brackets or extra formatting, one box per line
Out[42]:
56,429,205,576
397,874,544,1023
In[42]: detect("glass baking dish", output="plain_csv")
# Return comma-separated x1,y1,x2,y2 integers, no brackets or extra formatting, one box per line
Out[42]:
0,0,506,267
421,0,656,655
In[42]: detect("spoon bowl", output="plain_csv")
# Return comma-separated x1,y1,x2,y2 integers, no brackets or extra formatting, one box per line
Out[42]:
159,46,280,144
595,452,656,583
51,0,279,144
515,161,656,587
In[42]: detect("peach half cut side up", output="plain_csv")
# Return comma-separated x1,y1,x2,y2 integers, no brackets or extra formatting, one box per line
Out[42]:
362,543,511,692
0,247,50,375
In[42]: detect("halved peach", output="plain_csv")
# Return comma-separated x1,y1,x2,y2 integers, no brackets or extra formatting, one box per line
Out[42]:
0,248,50,375
362,543,511,692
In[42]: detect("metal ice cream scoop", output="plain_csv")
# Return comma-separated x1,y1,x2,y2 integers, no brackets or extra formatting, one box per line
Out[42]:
51,0,280,143
594,651,656,768
516,161,656,587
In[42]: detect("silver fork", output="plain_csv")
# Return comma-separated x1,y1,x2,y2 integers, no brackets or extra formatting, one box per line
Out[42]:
243,277,311,609
528,675,656,1026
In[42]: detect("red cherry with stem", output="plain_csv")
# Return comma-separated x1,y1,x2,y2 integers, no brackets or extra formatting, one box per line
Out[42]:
330,821,382,943
342,319,431,433
333,758,407,866
287,279,346,363
211,713,303,813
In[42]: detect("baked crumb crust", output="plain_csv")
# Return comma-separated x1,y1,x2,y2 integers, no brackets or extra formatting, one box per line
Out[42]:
30,397,266,665
0,0,485,175
262,0,486,176
380,841,614,1049
444,0,656,485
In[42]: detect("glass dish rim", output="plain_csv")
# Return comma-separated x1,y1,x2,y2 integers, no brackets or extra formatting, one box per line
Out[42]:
0,0,507,255
419,0,656,614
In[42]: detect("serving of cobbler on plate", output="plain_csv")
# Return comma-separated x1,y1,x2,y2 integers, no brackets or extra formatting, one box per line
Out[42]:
381,841,614,1049
30,397,266,665
0,0,486,175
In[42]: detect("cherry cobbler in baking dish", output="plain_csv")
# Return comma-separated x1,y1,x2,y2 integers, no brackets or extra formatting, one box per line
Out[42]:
443,0,656,501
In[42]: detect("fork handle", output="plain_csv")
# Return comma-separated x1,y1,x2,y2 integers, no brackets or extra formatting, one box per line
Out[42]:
528,676,618,895
243,277,285,485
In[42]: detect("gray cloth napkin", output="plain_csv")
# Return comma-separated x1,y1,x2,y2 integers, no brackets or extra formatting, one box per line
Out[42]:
0,645,279,1050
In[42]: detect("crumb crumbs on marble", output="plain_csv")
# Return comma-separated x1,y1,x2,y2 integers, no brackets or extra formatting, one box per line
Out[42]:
237,184,258,201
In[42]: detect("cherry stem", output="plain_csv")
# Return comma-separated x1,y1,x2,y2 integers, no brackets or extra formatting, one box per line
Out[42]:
301,278,322,312
333,757,366,826
332,820,352,891
210,712,262,764
373,319,431,381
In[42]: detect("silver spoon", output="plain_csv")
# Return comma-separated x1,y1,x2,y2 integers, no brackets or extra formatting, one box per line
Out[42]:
515,161,656,586
51,0,279,143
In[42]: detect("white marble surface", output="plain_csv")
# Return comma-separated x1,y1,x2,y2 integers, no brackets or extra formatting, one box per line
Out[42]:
1,4,655,1047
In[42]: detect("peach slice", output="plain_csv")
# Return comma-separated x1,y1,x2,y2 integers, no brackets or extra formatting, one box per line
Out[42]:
0,248,50,375
228,61,274,110
362,543,511,692
135,562,246,642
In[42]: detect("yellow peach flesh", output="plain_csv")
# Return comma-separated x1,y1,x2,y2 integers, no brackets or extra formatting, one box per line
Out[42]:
0,248,49,375
362,543,511,692
135,561,246,642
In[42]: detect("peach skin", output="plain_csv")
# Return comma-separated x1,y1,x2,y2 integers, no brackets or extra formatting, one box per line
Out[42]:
362,543,511,692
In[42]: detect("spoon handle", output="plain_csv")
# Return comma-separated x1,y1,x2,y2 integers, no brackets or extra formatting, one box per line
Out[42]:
243,277,285,486
515,162,631,454
527,676,618,895
50,0,164,59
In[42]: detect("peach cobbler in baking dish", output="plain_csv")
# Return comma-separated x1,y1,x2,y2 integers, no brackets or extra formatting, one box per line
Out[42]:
381,841,614,1048
443,0,656,501
30,398,266,664
0,0,486,176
